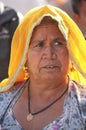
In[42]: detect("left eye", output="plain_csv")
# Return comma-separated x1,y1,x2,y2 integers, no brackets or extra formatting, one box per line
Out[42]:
54,41,62,46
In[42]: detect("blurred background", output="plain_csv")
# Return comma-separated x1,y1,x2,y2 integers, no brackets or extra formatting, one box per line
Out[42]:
2,0,72,17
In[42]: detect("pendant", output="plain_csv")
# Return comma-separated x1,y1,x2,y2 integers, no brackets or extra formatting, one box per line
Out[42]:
27,113,33,121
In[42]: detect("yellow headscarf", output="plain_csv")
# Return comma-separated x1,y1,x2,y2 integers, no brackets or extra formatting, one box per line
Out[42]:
0,5,86,92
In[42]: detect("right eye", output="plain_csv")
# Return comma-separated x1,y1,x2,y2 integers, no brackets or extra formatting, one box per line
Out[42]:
30,41,44,48
35,41,44,48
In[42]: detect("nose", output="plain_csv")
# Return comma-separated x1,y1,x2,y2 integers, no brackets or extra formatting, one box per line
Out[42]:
42,44,57,60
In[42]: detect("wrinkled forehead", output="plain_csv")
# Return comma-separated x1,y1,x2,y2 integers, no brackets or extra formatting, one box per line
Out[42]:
31,16,68,42
30,16,66,43
34,16,58,30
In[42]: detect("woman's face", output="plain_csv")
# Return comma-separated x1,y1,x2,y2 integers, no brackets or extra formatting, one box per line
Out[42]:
27,22,70,82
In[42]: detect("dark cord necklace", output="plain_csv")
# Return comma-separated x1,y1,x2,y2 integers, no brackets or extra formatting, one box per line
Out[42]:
27,81,68,121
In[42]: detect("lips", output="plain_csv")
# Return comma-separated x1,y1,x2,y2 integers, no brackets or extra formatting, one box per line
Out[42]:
40,61,61,70
43,65,58,69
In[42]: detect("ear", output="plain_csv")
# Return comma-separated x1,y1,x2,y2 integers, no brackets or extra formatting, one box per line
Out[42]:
72,13,81,26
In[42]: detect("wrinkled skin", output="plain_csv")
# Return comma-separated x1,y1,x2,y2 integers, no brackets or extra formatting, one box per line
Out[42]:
27,22,70,85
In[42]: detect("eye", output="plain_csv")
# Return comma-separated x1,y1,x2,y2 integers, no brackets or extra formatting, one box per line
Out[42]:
36,41,44,48
54,41,62,46
53,39,65,46
53,39,63,46
30,41,44,48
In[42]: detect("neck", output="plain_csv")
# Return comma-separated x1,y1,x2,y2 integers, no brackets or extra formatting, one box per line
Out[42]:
29,76,68,98
27,77,69,121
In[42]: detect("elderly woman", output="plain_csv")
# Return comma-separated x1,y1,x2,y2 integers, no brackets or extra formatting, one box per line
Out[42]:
0,5,86,130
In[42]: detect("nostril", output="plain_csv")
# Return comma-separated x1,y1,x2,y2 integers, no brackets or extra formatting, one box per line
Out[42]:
42,45,57,59
52,53,56,59
42,52,57,60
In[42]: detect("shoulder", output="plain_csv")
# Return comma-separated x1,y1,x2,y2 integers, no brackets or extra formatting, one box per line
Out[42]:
0,88,17,119
71,80,86,98
69,79,86,95
0,81,24,108
0,82,22,118
70,79,86,121
0,81,26,119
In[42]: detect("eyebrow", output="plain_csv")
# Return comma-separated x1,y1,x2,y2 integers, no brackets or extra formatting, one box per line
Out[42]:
53,37,66,42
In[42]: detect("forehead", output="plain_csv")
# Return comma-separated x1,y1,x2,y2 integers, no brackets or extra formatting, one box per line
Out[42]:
29,16,66,44
32,23,62,36
34,16,58,31
31,16,63,37
30,23,66,46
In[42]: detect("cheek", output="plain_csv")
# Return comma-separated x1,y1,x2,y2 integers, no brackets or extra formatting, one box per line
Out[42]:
59,49,70,68
27,53,33,70
27,52,40,72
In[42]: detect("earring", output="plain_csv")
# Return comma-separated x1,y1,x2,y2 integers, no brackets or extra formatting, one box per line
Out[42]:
70,63,75,71
23,66,29,80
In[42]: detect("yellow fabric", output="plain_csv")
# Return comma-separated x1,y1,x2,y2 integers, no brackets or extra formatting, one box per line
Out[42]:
0,5,86,92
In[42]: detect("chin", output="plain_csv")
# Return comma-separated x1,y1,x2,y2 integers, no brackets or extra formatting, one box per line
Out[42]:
41,75,58,81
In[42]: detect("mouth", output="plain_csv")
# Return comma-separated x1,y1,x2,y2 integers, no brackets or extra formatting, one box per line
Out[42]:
43,66,57,69
42,65,60,71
